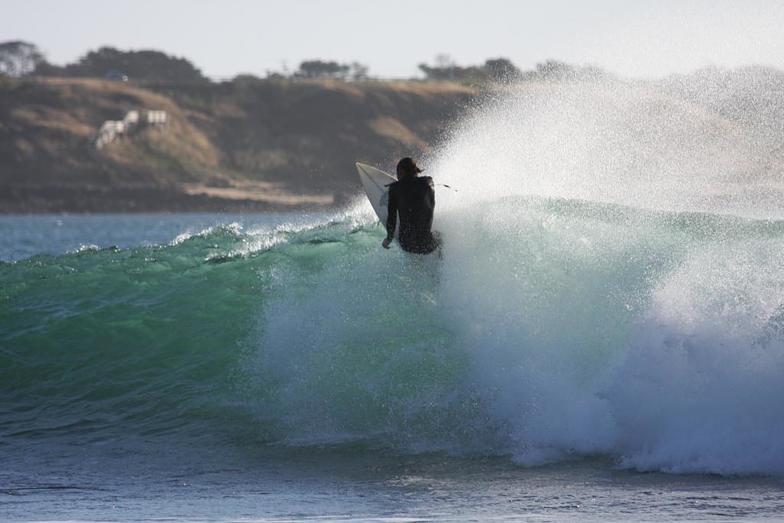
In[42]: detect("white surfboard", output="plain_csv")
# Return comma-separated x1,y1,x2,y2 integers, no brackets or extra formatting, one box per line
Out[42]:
356,162,396,224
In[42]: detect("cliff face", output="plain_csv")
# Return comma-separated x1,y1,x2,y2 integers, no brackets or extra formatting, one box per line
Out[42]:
0,76,478,212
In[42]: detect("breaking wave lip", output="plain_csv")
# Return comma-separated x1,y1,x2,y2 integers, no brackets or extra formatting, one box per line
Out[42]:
163,201,379,263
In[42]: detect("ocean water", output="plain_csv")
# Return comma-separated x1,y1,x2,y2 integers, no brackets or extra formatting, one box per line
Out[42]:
5,74,784,521
2,205,784,522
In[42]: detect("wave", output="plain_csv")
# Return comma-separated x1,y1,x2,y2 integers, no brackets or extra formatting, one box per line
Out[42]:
0,213,373,445
6,71,784,476
248,197,784,476
5,197,782,476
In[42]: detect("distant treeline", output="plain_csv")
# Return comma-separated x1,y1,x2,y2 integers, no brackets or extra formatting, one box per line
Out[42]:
0,40,607,84
0,41,209,83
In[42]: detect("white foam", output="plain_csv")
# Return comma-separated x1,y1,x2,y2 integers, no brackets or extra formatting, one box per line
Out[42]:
250,73,784,475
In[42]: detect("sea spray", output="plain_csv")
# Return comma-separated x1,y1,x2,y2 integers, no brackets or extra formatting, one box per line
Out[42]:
608,239,784,474
426,73,784,473
435,198,678,464
432,73,784,218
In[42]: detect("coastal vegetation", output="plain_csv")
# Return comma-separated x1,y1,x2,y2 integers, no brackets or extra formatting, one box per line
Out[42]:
1,41,782,212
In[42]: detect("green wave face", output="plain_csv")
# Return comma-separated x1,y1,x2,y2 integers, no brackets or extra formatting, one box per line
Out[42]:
3,199,784,475
1,223,269,443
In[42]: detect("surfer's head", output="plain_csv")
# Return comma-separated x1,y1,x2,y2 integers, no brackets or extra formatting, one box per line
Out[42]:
396,157,422,180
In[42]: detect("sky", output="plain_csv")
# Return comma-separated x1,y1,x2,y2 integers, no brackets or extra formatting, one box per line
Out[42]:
2,0,784,80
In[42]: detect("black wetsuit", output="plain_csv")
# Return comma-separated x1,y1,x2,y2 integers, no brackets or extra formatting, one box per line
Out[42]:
386,175,438,254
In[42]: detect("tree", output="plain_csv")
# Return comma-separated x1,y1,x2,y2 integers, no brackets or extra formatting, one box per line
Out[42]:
295,60,350,79
349,62,369,81
535,60,574,79
0,41,46,77
292,60,369,81
232,73,263,84
434,54,456,69
527,60,608,81
418,54,487,83
484,58,521,82
61,47,209,83
419,54,459,80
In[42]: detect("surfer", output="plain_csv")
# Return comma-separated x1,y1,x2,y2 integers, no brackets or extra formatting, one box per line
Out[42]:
382,157,439,254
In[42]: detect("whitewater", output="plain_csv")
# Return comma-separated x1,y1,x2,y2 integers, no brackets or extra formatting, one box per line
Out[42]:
3,72,784,520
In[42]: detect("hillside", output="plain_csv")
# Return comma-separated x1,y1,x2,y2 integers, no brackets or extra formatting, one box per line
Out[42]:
0,76,478,212
2,65,784,213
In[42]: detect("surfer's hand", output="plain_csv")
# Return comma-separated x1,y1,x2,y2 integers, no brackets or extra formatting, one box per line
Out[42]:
382,238,392,249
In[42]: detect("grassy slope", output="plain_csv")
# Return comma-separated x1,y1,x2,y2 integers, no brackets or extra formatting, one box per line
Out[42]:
3,67,782,213
0,76,478,212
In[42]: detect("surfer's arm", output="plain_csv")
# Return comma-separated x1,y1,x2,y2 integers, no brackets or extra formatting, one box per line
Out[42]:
383,188,397,248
